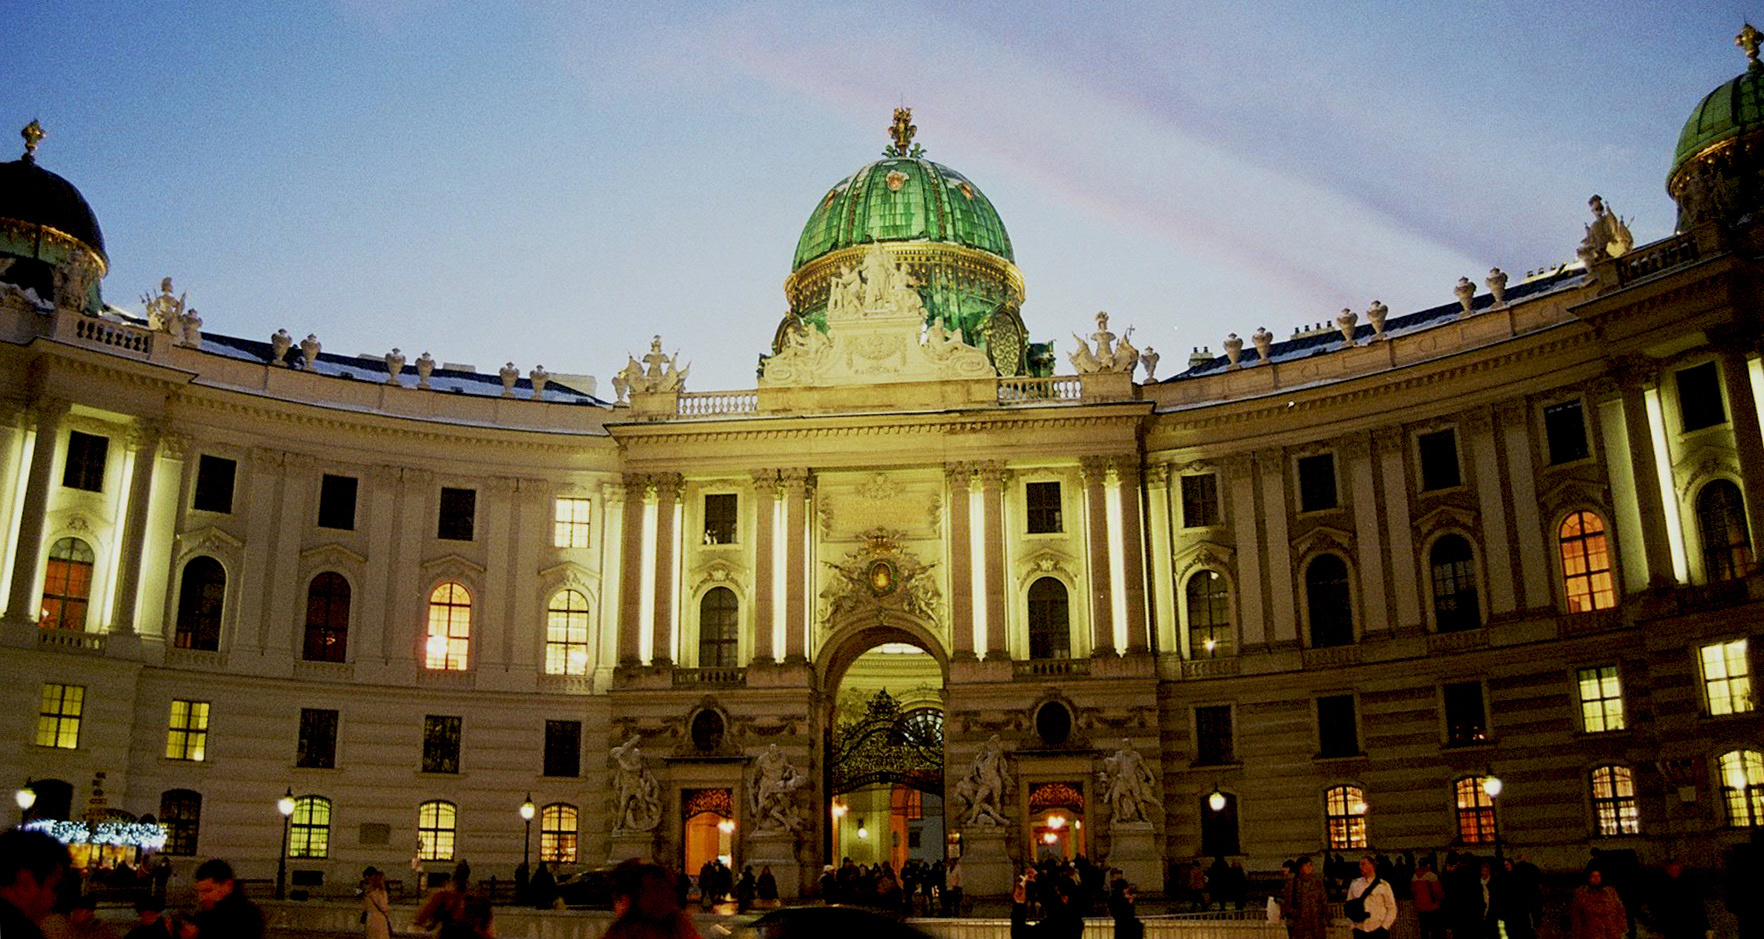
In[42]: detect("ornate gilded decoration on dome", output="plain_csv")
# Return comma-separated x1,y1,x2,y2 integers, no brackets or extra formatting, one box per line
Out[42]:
885,170,908,192
981,304,1028,376
21,120,44,160
957,181,975,201
884,107,922,158
1740,23,1762,70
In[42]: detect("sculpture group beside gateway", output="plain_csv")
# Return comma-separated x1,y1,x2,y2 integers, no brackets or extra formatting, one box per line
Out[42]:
4,34,1764,898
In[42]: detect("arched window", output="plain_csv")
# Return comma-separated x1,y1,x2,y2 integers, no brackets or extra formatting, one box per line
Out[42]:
1698,480,1756,582
1305,555,1353,648
1721,749,1764,828
1185,571,1232,658
698,587,739,668
1430,536,1481,632
1027,578,1070,660
540,803,578,863
159,789,201,856
1590,765,1639,836
425,583,471,670
1324,785,1368,850
1560,512,1616,612
544,589,591,675
174,557,226,651
302,573,350,662
40,537,96,631
417,800,456,861
289,795,331,858
1455,777,1497,844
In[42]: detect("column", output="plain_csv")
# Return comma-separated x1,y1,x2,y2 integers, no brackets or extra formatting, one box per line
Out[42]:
1256,449,1296,644
236,446,285,653
1614,360,1676,589
1080,457,1113,655
617,473,647,664
5,400,68,628
781,468,810,662
977,462,1008,659
1718,348,1764,548
1345,434,1390,636
479,475,518,670
750,470,777,663
1373,429,1420,629
507,478,546,672
1114,458,1150,653
1498,401,1550,609
106,423,161,634
1465,408,1518,614
945,464,975,659
1223,454,1265,650
358,465,400,668
1143,463,1175,655
650,473,681,666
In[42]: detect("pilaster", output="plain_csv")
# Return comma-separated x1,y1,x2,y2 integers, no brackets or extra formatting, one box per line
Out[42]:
1343,433,1389,636
977,461,1009,659
1223,453,1265,651
1373,429,1419,630
781,468,811,663
650,473,682,666
1080,456,1113,655
750,470,778,663
1464,407,1517,614
1114,457,1150,653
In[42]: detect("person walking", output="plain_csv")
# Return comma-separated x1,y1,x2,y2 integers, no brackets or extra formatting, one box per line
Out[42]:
603,861,700,939
362,867,391,939
1347,856,1397,939
1572,867,1628,939
1282,857,1329,939
187,859,266,939
1411,859,1445,939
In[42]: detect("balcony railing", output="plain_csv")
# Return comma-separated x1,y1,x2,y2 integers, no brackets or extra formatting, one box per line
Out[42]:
1013,658,1091,679
997,376,1082,404
1302,644,1362,669
1180,656,1240,679
676,390,758,417
1614,231,1702,286
673,666,746,687
37,627,106,653
68,317,154,356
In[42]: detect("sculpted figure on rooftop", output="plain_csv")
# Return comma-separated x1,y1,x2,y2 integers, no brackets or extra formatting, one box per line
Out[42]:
142,277,185,333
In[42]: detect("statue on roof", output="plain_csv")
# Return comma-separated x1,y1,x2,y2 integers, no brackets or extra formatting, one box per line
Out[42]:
1578,194,1634,267
142,278,185,333
619,337,689,398
1069,311,1138,374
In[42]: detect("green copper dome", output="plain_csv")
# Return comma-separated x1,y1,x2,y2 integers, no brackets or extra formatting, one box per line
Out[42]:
791,157,1013,270
1669,28,1764,230
1671,62,1764,182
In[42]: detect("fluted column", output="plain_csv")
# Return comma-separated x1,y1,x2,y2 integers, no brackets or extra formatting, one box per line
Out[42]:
106,423,161,634
1114,458,1150,653
1717,347,1764,550
1081,456,1114,655
977,462,1009,659
781,468,810,662
1144,463,1175,655
750,470,777,663
650,473,680,666
945,464,975,659
5,400,69,628
617,474,648,664
1614,359,1676,589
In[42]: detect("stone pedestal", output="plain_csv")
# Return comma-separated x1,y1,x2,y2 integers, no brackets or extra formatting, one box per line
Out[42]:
608,829,659,865
1105,822,1161,893
959,825,1013,896
744,829,803,900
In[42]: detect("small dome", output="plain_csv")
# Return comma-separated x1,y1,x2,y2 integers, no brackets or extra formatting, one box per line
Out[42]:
0,123,106,262
1668,28,1764,230
1671,64,1764,183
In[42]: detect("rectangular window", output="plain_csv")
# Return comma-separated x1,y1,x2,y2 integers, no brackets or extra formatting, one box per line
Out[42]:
165,700,210,761
36,683,83,749
1297,454,1338,512
62,431,108,492
296,708,339,769
1677,361,1727,431
553,497,591,548
1317,694,1359,758
1544,401,1590,465
1194,705,1235,766
1181,474,1220,527
1417,429,1462,491
1702,639,1754,716
703,493,738,545
437,487,475,541
544,720,582,777
159,791,201,856
423,715,462,774
317,474,358,530
1443,681,1490,746
1025,481,1063,534
1577,665,1626,732
191,455,237,513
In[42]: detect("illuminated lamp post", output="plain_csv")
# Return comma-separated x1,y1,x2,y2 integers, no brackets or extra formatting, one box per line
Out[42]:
519,795,536,902
15,780,36,823
275,788,295,900
1481,773,1504,864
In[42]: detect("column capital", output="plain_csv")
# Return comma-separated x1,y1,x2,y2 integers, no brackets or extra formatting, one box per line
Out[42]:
1372,425,1406,452
368,464,401,486
247,445,284,470
601,481,626,502
485,475,521,494
1607,354,1660,391
1143,462,1171,489
1111,456,1143,486
1493,397,1529,423
1338,432,1372,461
1079,455,1111,482
1221,452,1256,479
974,461,1010,488
779,467,812,493
1458,406,1495,436
1707,323,1764,356
401,466,436,486
1252,447,1285,471
650,473,683,497
25,398,71,431
282,451,319,471
750,468,779,492
125,421,164,452
944,462,972,487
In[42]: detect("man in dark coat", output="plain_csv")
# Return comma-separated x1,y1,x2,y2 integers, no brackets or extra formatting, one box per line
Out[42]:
1649,862,1709,939
191,859,265,939
0,829,71,939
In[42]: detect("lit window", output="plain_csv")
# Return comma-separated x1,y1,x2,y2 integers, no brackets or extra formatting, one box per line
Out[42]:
698,587,739,667
1324,785,1368,850
1590,765,1639,836
425,582,471,670
1697,481,1755,582
544,589,591,676
1577,666,1625,732
1559,511,1615,612
554,498,591,548
39,537,95,631
1722,750,1764,827
37,684,83,749
302,573,350,663
289,796,331,858
1185,571,1231,658
165,700,210,761
1701,639,1753,715
540,803,578,863
417,801,456,861
1455,777,1496,844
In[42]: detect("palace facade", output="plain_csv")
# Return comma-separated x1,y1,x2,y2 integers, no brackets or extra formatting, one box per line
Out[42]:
4,39,1764,898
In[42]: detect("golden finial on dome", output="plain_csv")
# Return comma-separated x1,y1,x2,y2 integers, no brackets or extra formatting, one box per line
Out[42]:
888,107,917,157
1739,23,1762,69
21,119,44,161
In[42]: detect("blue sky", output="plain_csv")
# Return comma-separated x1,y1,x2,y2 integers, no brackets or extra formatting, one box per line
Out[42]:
6,1,1746,392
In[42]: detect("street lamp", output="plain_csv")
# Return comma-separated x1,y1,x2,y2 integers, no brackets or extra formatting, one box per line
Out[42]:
519,794,536,902
1481,773,1504,864
15,779,36,822
1208,787,1227,812
275,788,295,900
